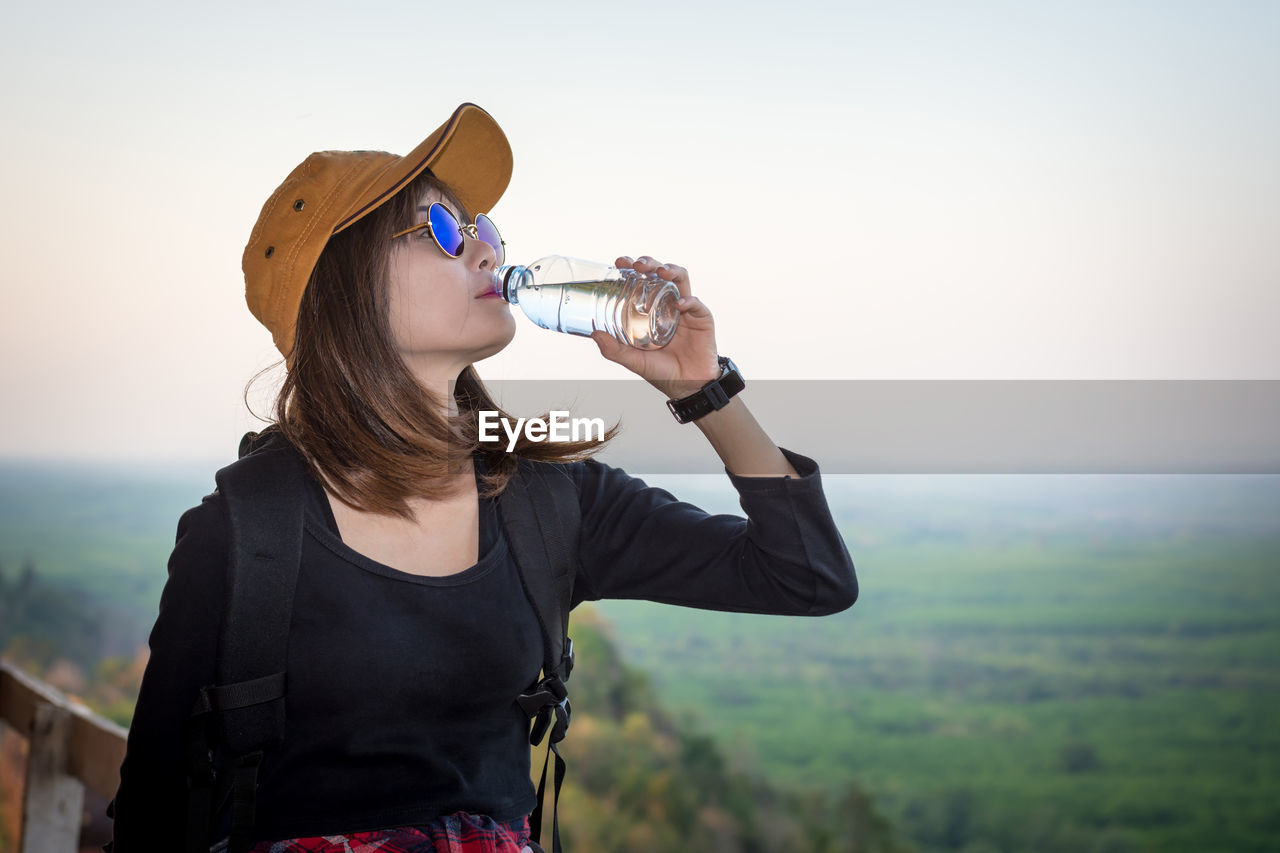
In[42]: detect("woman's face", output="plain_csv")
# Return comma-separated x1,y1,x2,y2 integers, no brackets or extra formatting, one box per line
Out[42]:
386,188,516,378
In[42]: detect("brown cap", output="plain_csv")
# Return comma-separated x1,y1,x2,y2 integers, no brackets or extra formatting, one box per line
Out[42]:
242,103,513,362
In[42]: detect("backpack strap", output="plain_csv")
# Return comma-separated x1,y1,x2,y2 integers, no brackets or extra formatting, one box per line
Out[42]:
501,459,579,686
499,458,581,853
186,426,308,853
213,426,305,754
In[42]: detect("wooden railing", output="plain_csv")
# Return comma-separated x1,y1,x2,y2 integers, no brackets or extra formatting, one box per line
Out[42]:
0,660,127,852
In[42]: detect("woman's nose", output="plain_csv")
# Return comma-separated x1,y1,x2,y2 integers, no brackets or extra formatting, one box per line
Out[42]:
465,230,498,270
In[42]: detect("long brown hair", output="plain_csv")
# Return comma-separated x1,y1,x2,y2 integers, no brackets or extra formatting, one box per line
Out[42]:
260,168,618,519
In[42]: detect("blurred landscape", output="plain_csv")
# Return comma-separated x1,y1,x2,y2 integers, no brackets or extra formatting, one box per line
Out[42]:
1,462,1277,851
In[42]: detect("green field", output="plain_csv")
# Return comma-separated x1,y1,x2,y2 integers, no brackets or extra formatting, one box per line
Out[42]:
597,474,1280,852
0,459,216,617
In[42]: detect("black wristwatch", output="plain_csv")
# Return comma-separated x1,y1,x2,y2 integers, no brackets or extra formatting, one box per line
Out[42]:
666,356,745,424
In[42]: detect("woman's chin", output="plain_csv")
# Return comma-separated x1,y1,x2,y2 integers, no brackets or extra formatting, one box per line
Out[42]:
473,323,518,363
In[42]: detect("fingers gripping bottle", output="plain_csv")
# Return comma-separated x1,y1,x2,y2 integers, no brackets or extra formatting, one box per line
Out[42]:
495,256,681,349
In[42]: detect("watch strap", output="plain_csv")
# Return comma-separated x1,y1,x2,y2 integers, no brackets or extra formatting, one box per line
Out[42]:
666,356,745,424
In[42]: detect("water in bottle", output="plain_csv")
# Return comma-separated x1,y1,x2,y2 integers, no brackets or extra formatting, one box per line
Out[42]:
495,256,681,349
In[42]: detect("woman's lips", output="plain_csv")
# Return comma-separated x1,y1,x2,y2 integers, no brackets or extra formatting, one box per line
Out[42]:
476,273,504,299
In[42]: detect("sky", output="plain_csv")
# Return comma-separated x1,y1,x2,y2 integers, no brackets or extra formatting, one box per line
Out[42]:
1,0,1277,465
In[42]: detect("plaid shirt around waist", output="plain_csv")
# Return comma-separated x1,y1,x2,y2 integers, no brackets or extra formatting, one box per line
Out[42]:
244,812,534,853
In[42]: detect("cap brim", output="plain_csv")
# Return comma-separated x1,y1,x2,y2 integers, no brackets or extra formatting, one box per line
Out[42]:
334,102,513,234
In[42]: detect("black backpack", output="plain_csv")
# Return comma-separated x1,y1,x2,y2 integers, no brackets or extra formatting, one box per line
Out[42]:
181,427,579,853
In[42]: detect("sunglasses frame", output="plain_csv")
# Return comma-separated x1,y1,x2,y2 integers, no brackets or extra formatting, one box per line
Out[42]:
389,202,505,264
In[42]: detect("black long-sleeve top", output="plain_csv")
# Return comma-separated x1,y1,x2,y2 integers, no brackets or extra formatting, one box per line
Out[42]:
109,447,856,849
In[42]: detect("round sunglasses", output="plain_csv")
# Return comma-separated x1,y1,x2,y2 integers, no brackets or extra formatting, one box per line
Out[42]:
389,202,505,265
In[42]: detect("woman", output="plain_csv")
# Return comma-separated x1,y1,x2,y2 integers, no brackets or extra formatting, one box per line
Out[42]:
108,103,857,853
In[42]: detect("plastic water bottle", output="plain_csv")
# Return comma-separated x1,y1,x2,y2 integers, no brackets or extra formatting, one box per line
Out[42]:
494,256,681,349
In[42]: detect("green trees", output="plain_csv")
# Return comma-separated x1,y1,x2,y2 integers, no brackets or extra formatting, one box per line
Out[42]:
557,607,910,852
0,557,103,670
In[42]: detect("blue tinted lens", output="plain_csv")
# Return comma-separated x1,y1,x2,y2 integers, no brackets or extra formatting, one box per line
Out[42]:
429,203,464,257
475,214,505,264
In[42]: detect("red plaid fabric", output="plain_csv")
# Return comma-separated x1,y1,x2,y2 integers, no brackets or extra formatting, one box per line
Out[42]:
246,813,533,853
